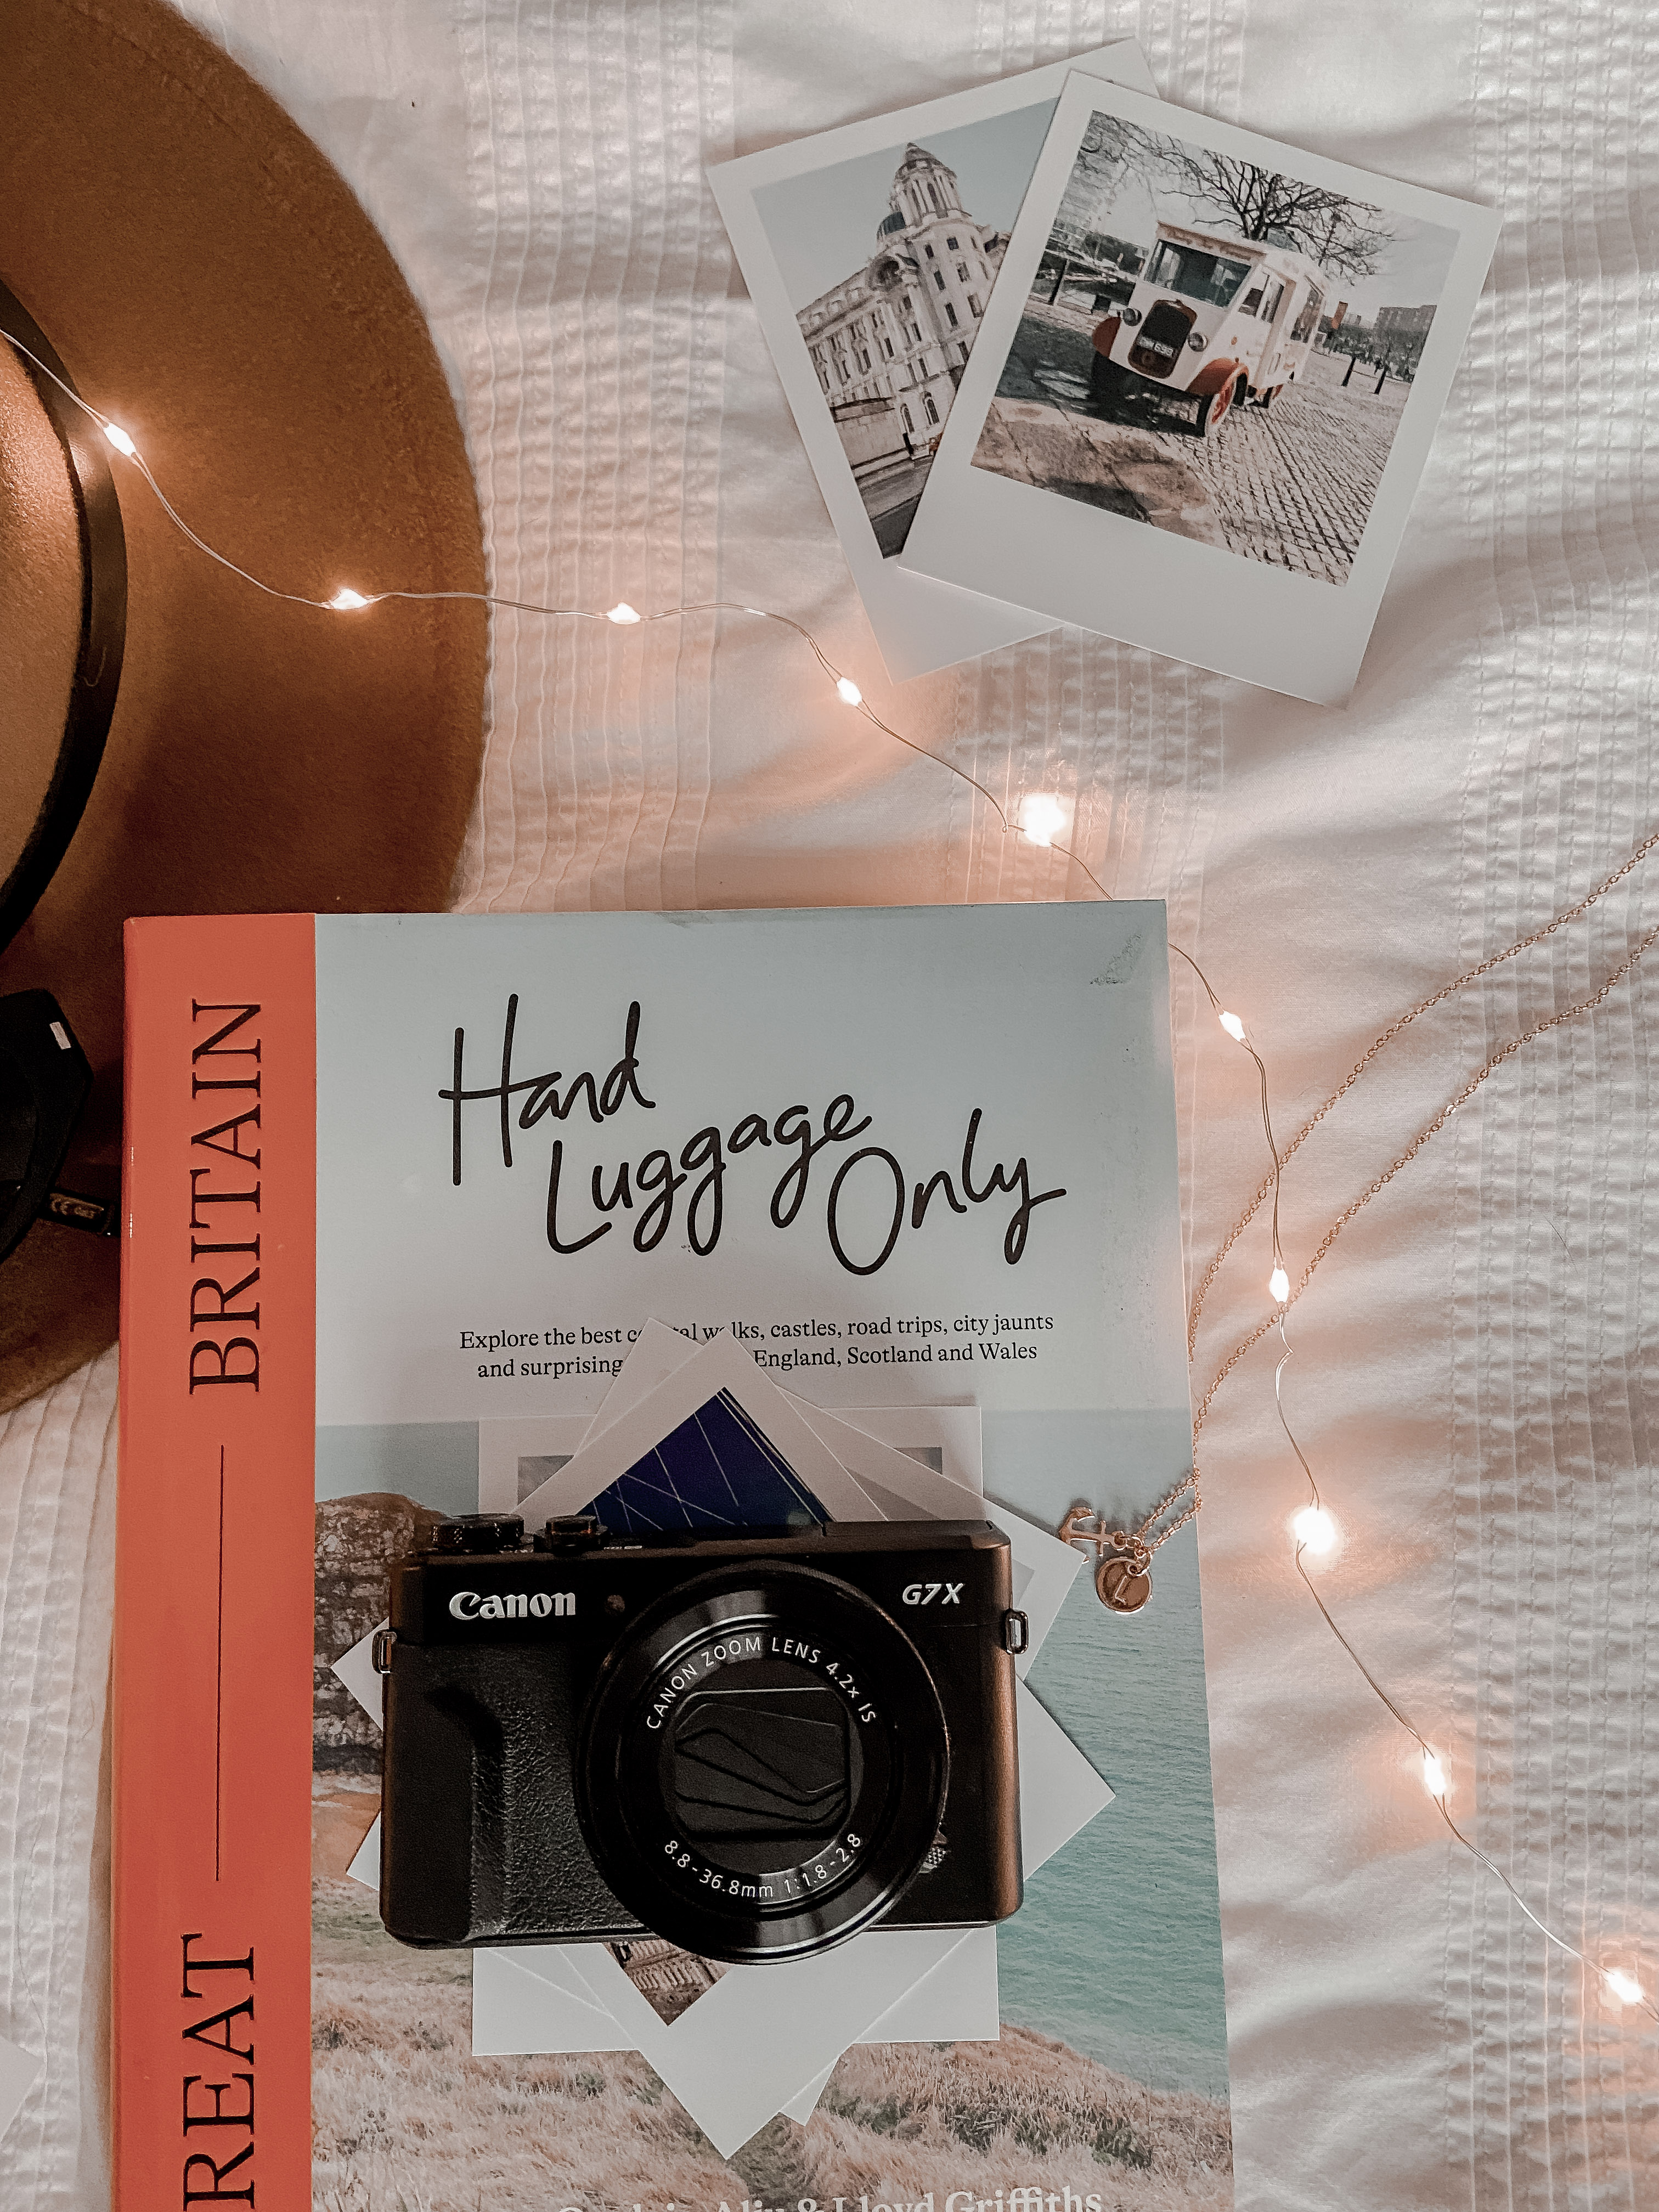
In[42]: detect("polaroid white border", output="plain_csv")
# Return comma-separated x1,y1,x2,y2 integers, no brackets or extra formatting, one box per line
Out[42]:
578,1319,696,1442
477,1413,590,1515
738,1932,1001,2121
578,1318,987,1522
479,1925,979,2155
831,1402,984,1493
898,73,1502,704
706,44,1156,682
472,1677,1111,2149
472,1944,632,2056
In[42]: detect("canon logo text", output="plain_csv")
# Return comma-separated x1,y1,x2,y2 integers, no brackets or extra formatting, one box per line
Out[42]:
449,1589,574,1621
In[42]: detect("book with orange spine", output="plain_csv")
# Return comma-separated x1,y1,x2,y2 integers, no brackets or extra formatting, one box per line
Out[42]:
116,904,1232,2211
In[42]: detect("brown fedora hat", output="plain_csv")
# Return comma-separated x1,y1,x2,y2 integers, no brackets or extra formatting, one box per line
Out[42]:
1,0,489,1411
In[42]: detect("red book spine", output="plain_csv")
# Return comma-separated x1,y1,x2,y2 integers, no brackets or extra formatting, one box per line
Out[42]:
115,915,316,2211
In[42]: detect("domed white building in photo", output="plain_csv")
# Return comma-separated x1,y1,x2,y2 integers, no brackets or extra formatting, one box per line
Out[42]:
794,143,1008,554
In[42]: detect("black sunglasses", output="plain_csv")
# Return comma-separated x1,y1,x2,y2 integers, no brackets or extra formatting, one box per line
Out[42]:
1,275,127,1264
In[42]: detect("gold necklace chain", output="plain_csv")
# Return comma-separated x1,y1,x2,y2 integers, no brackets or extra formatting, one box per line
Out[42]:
1187,820,1659,1367
1068,834,1659,1613
1192,911,1659,1443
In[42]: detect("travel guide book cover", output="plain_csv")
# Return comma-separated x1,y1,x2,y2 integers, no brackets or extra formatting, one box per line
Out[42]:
116,902,1232,2211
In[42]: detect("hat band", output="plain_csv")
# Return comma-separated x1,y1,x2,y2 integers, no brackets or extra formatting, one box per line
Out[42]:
0,277,127,958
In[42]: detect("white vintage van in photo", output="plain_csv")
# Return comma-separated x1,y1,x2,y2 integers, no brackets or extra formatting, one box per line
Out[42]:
1088,221,1326,435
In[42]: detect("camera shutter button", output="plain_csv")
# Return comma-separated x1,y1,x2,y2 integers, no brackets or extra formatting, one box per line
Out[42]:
534,1515,609,1554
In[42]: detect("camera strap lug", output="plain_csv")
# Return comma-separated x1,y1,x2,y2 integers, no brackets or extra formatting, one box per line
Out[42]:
1001,1609,1029,1656
371,1626,398,1675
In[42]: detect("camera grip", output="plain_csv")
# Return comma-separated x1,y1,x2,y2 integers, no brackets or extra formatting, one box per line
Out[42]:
381,1642,642,1946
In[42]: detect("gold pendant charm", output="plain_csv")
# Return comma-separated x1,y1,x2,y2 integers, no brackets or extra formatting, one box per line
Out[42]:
1096,1553,1152,1613
1059,1503,1155,1616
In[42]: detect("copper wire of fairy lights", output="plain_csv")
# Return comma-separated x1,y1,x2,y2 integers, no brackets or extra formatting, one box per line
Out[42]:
10,324,1655,2021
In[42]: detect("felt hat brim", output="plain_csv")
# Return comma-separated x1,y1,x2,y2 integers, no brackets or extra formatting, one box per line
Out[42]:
0,0,489,1410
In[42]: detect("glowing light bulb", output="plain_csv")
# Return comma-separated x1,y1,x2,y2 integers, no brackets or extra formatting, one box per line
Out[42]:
1218,1011,1245,1042
1018,793,1070,848
328,588,371,612
1605,1968,1645,2007
103,423,137,457
1292,1505,1338,1555
1269,1266,1290,1304
606,601,641,624
836,676,863,707
1422,1750,1448,1800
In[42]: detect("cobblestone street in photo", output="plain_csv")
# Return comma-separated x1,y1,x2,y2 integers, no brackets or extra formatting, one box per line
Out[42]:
975,295,1413,584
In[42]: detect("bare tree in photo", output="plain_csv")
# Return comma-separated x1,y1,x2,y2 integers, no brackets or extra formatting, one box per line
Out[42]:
1124,128,1399,279
1073,111,1132,190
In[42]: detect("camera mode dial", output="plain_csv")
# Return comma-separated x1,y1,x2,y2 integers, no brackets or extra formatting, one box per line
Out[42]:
430,1514,524,1555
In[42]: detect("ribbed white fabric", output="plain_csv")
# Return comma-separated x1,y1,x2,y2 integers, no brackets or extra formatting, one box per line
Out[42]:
7,0,1653,2203
445,0,735,915
0,1352,116,2212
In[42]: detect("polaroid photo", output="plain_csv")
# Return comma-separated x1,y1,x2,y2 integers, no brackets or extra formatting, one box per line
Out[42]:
486,1325,1078,1673
473,1944,632,2055
586,1323,979,1525
472,1676,1111,2153
476,1412,590,1515
574,1320,985,1494
828,1402,984,1493
512,1334,885,1531
475,1922,984,2154
898,74,1502,703
572,1319,985,1522
706,42,1157,681
579,1319,698,1441
594,1325,986,1494
777,1926,1002,2123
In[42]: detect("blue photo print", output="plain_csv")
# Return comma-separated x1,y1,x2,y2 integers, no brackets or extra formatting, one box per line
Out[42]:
582,1390,827,1533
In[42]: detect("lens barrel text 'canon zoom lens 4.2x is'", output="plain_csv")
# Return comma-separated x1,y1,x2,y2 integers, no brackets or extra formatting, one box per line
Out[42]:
377,1516,1026,1964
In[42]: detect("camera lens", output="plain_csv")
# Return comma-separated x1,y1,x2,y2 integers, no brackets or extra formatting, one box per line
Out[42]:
662,1672,853,1846
574,1564,947,1964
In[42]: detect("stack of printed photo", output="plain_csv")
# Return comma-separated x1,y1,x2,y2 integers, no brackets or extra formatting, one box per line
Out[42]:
710,44,1498,701
330,1322,1111,2154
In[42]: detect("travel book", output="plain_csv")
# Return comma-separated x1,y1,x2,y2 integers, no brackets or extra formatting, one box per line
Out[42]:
116,902,1233,2211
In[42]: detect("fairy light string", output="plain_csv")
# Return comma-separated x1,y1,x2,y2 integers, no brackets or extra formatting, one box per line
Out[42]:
10,322,1652,2021
1186,819,1659,1364
1192,911,1659,1440
1198,910,1659,2024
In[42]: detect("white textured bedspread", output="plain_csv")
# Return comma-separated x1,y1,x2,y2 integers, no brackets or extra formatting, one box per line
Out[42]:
4,2,1655,2204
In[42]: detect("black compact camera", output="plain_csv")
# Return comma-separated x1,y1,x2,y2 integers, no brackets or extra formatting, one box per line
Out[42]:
376,1514,1027,1965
